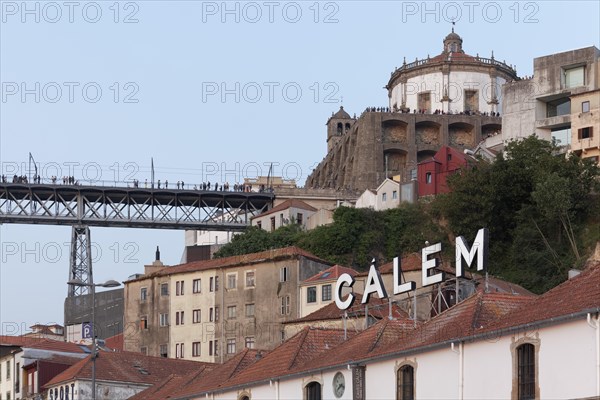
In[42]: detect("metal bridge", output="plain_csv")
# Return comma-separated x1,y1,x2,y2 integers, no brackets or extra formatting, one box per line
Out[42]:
0,182,274,295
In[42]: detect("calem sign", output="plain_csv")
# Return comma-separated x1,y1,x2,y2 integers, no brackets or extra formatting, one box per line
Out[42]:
334,228,489,310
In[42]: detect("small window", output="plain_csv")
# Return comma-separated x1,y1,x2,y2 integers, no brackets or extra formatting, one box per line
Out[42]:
227,273,237,289
392,190,398,200
297,213,303,225
159,313,169,327
175,343,184,359
193,309,201,323
227,305,237,319
215,306,220,322
140,316,148,330
193,279,201,293
140,346,148,355
307,287,317,303
257,221,262,229
280,295,290,315
280,267,289,283
176,311,185,325
245,336,255,349
140,287,147,301
582,101,590,113
210,277,215,292
322,284,332,302
209,307,214,322
227,338,236,354
382,192,387,202
192,342,201,357
160,283,169,296
245,271,255,288
245,303,255,317
270,217,276,231
159,344,168,358
426,172,432,184
305,382,322,400
578,127,593,139
176,280,185,296
6,360,10,379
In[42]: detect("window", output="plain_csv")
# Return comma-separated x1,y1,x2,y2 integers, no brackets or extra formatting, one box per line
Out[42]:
159,313,169,327
176,280,184,296
175,343,184,359
322,284,332,302
280,213,284,226
257,221,262,229
193,279,201,293
15,363,19,393
426,172,432,184
245,271,255,288
392,190,398,200
140,316,148,330
270,217,276,231
215,276,219,291
160,344,168,358
307,287,317,303
305,382,322,400
551,127,571,146
245,337,255,349
418,92,431,113
517,344,535,400
193,309,201,323
297,213,303,225
209,340,219,357
176,311,185,325
140,287,147,301
245,303,255,317
397,365,414,400
160,283,169,296
564,65,585,88
227,338,236,354
6,360,10,379
140,346,148,355
280,295,290,315
464,90,479,112
209,307,214,322
210,276,215,292
227,305,237,319
582,101,590,113
192,342,201,357
546,97,571,117
382,192,387,202
578,127,593,139
227,273,237,289
280,266,289,282
215,306,220,322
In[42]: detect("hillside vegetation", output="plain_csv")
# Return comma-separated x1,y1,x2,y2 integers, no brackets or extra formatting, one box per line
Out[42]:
214,137,600,294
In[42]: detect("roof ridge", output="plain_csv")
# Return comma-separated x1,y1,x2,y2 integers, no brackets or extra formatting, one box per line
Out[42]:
287,328,310,370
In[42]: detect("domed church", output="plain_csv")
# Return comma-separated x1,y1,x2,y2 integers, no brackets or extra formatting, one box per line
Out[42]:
306,30,519,192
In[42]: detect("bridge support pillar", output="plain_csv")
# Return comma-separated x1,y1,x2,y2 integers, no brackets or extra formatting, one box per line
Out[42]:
68,225,93,297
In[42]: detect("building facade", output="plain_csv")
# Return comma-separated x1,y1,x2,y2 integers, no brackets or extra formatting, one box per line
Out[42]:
123,247,332,363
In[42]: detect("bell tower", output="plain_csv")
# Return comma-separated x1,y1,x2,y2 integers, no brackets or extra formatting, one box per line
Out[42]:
326,106,353,153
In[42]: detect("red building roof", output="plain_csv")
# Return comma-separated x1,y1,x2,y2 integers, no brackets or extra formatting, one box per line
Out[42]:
303,264,358,283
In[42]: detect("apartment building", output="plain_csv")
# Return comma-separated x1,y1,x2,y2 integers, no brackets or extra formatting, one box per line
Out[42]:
124,247,332,363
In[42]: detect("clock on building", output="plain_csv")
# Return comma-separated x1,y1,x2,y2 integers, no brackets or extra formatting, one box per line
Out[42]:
333,371,345,398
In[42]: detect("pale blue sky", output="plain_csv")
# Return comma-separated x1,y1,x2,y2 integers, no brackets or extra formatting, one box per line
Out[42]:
1,1,599,331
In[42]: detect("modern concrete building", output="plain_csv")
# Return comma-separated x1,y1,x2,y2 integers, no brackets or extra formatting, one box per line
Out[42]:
501,45,600,164
123,247,332,363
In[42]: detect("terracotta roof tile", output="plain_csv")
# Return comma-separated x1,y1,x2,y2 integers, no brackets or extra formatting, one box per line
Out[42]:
104,333,124,352
285,293,409,324
127,246,331,282
303,265,358,283
44,351,212,388
128,366,213,400
252,199,317,219
0,335,45,347
26,339,89,354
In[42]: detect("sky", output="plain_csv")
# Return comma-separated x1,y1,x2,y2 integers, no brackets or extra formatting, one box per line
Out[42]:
1,0,599,334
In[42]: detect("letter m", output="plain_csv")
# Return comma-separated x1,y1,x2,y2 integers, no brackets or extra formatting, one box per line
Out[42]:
455,228,489,278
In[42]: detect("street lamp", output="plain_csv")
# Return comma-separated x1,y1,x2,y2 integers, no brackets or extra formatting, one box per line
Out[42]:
67,278,121,400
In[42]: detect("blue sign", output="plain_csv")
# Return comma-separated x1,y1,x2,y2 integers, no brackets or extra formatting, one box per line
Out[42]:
82,322,93,339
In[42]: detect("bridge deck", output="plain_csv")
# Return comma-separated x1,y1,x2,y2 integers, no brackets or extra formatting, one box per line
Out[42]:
0,183,274,230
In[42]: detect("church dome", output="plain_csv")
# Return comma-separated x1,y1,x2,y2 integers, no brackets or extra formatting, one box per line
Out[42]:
444,30,462,42
332,106,351,119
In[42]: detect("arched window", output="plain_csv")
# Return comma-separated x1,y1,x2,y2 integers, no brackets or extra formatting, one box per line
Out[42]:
517,343,535,400
345,123,351,133
337,123,343,135
305,381,322,400
239,396,250,400
397,365,414,400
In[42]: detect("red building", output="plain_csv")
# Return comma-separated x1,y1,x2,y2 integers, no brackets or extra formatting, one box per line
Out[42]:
417,146,469,197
